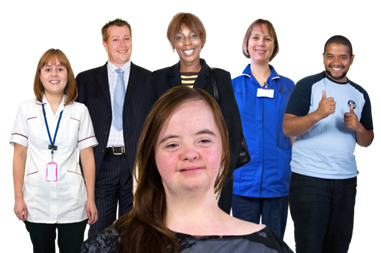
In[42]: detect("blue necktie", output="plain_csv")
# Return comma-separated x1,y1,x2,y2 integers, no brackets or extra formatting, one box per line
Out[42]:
113,68,125,131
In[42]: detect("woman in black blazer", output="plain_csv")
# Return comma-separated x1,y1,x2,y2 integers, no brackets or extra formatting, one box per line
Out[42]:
147,12,243,214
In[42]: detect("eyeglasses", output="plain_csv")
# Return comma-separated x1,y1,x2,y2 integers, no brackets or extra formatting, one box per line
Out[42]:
175,34,200,42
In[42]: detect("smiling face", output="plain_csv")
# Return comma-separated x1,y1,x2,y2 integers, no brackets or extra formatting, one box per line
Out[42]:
39,58,68,97
154,99,222,196
247,24,275,64
174,26,202,68
103,25,132,67
323,43,354,82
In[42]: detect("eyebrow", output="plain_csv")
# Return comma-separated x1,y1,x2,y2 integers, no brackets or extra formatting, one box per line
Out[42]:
175,31,195,35
43,64,62,67
251,32,271,37
112,35,130,37
197,129,216,137
326,53,349,57
158,129,216,144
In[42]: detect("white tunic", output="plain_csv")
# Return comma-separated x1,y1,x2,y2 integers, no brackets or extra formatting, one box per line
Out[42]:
10,95,98,223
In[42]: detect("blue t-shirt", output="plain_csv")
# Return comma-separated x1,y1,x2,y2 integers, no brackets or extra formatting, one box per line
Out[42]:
285,72,373,179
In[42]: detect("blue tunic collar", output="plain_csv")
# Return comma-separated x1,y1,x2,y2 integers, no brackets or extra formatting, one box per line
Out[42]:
242,64,280,84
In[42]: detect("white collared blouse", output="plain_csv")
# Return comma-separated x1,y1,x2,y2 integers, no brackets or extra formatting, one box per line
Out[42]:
10,95,98,224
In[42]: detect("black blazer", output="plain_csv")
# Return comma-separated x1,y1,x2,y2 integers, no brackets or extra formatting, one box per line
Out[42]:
148,59,243,187
76,62,152,178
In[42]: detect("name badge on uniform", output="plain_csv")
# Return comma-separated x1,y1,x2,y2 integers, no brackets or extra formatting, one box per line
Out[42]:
257,88,274,98
46,162,57,182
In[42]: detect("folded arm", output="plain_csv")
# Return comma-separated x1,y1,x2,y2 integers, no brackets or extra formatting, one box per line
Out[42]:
354,128,374,147
283,112,320,137
344,105,374,147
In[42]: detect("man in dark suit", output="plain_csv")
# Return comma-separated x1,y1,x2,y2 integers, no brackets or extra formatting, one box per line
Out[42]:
76,18,151,237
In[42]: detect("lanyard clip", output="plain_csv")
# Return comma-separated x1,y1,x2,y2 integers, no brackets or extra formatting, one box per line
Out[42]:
51,152,54,162
48,145,58,151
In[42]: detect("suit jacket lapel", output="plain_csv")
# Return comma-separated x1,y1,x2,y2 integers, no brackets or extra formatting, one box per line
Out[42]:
167,61,182,88
125,62,140,103
165,59,210,89
192,59,209,89
96,62,112,106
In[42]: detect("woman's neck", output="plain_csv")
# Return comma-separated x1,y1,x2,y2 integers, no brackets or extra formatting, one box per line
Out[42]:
165,188,227,235
45,92,64,115
250,61,272,87
179,59,202,73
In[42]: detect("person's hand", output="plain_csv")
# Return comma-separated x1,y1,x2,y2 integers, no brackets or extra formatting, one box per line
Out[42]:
315,90,336,120
14,197,27,221
86,199,98,225
344,105,360,131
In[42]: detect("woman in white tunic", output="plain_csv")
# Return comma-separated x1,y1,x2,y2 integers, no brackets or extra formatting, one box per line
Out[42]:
10,49,98,253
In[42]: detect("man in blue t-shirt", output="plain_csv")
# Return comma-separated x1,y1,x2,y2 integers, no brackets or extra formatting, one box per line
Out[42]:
283,36,374,253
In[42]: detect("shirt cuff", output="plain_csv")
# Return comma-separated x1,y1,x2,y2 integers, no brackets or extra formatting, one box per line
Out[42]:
78,136,98,150
9,133,28,147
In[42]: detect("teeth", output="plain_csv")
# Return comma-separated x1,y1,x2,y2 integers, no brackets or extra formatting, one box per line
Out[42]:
332,67,341,71
50,81,59,83
184,50,193,54
118,50,126,53
255,50,266,54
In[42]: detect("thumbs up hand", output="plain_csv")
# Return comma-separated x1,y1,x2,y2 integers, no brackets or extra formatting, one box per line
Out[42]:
344,104,360,131
315,90,336,120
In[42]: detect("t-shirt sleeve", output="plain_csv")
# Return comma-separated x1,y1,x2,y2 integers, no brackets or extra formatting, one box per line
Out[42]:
78,105,98,150
9,103,29,147
285,77,312,117
360,90,373,130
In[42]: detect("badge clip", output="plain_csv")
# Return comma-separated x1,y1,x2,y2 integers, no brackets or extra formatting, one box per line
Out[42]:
48,145,57,151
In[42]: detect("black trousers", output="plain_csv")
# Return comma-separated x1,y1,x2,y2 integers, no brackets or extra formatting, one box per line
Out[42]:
24,220,87,253
89,153,133,237
289,173,357,253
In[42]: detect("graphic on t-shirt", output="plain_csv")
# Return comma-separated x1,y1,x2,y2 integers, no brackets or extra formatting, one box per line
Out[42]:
347,100,356,109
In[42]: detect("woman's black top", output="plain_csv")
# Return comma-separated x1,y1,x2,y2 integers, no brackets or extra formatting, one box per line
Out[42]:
147,59,243,187
81,226,293,253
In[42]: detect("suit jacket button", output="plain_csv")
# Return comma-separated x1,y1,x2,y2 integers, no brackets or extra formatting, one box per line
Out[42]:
105,131,108,134
101,149,104,153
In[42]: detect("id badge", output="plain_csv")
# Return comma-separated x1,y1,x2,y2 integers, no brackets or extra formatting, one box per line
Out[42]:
257,88,274,98
46,162,57,182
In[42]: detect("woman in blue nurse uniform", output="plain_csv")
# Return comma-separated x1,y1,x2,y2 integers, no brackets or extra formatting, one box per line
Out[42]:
10,49,98,253
231,19,294,240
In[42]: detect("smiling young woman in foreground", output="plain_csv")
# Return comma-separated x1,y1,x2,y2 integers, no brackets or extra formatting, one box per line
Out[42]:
81,86,293,253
